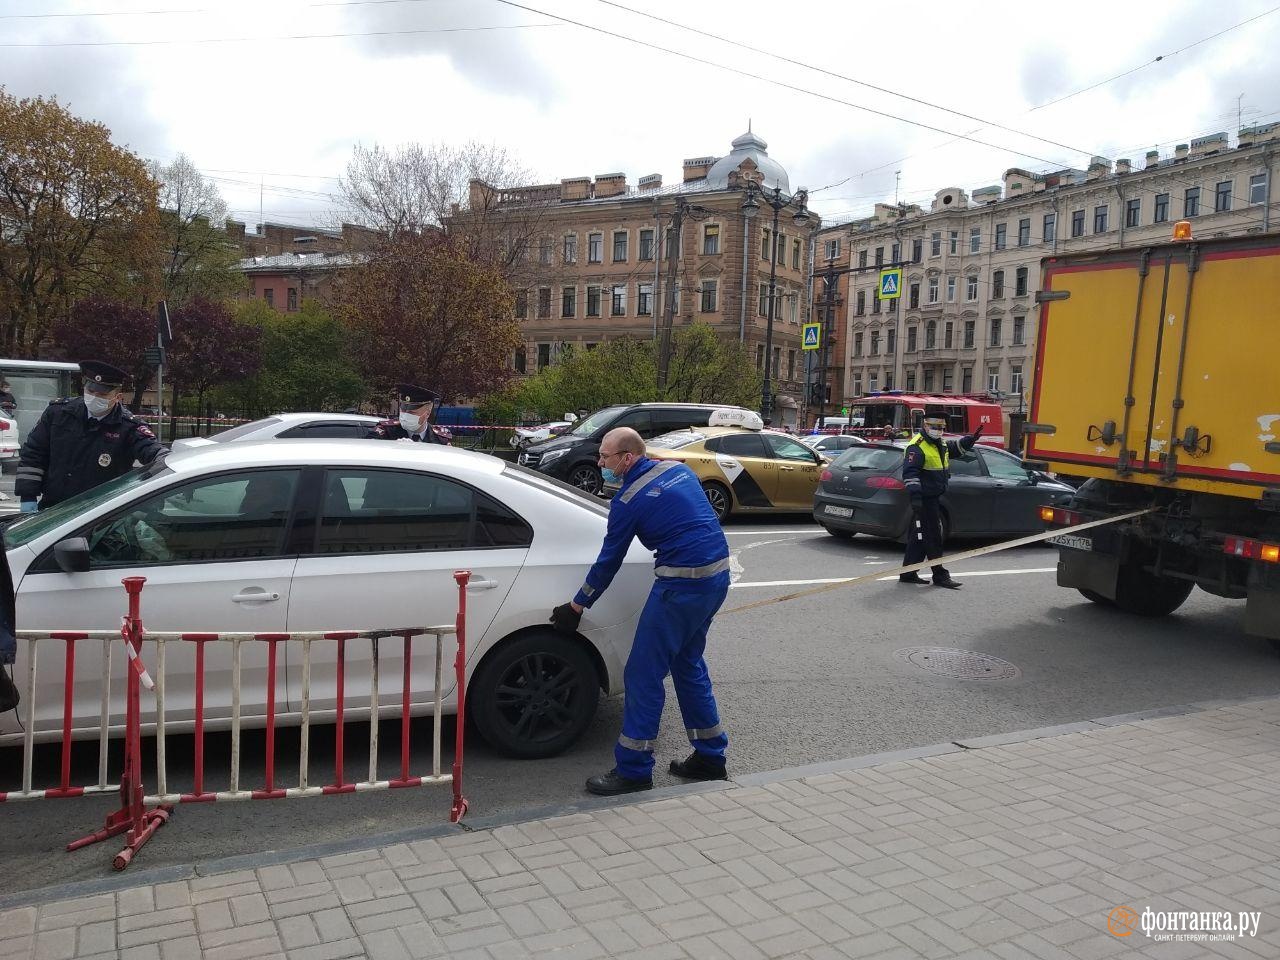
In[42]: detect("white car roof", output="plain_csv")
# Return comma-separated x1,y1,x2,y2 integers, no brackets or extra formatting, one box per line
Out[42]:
263,412,382,424
163,439,506,478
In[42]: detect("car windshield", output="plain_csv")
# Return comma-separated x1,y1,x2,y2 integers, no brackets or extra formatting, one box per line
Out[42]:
4,459,173,549
207,417,281,442
568,406,626,437
649,430,705,450
503,462,609,516
833,446,903,471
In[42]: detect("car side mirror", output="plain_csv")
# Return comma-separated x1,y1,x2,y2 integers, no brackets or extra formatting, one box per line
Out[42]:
1026,471,1040,485
54,536,91,573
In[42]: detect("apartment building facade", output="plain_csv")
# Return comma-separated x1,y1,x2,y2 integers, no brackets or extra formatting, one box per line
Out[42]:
473,131,817,426
817,124,1279,424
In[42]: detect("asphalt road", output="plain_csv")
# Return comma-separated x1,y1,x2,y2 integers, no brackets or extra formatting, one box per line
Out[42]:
4,515,1280,893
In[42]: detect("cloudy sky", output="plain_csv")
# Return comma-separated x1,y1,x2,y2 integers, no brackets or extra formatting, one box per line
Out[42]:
5,0,1279,229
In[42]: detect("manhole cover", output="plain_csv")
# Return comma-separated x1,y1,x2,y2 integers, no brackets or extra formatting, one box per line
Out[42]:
895,646,1021,681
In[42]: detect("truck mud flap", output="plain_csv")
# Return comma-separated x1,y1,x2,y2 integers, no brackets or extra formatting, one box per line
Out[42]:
1246,565,1280,641
1057,549,1120,599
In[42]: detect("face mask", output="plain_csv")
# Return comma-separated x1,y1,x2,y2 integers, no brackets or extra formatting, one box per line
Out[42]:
84,392,112,417
602,466,620,484
399,411,423,433
923,425,943,440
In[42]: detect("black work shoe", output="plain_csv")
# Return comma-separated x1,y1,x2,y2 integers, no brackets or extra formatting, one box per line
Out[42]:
932,576,963,589
585,769,653,796
899,573,928,584
669,752,728,781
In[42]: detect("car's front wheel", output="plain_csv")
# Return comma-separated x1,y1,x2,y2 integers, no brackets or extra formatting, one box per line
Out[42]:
469,632,600,759
567,462,602,495
702,481,731,521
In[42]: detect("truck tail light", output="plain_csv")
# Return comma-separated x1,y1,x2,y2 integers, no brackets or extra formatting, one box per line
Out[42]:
867,476,905,489
1223,537,1280,564
1040,506,1082,526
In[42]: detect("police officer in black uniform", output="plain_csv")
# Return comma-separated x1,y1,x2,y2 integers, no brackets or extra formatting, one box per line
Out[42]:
16,361,166,512
369,384,450,444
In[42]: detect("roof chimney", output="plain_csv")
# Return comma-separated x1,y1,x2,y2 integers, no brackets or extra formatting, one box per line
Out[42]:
1145,150,1160,169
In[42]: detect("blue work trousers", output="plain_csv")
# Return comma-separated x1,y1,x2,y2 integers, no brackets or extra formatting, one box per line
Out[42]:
615,578,729,779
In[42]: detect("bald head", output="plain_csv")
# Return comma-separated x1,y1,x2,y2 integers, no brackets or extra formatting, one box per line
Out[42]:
603,427,645,456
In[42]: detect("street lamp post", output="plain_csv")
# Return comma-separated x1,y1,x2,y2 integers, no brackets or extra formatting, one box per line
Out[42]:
742,181,809,422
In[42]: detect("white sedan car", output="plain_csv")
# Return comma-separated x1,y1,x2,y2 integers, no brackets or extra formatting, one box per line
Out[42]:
2,442,653,758
509,420,573,449
171,412,383,451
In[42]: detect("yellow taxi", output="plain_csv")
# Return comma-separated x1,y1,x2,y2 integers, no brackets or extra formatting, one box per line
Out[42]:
645,409,828,521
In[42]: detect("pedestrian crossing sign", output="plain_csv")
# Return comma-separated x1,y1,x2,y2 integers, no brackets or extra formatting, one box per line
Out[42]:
801,322,821,351
878,268,902,300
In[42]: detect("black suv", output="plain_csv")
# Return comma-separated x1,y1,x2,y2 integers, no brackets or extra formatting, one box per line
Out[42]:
517,403,751,494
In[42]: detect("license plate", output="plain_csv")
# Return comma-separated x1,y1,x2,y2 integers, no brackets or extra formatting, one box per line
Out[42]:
823,505,854,518
1049,534,1092,551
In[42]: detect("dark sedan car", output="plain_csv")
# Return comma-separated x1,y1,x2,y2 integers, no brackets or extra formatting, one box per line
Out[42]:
813,442,1076,542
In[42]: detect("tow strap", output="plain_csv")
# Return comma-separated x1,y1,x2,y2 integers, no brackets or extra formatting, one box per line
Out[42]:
721,508,1155,616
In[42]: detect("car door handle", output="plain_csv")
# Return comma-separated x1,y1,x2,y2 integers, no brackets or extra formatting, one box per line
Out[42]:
231,589,281,603
466,576,499,591
780,465,796,471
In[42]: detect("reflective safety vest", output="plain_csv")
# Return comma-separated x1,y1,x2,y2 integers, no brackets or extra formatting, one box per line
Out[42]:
908,432,949,471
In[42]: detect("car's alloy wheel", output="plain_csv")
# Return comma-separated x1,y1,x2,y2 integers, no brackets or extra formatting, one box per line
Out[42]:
702,481,731,521
469,633,600,759
568,463,602,494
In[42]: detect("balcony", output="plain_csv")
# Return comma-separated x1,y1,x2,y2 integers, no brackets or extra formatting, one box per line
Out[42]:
914,347,959,361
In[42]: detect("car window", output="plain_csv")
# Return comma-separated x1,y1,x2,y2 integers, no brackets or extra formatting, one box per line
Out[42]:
568,406,626,437
81,469,300,567
950,451,981,477
710,433,767,458
833,447,902,471
207,417,281,442
765,434,817,462
649,430,706,450
611,410,654,437
316,469,532,554
979,447,1031,481
652,409,707,433
278,421,372,439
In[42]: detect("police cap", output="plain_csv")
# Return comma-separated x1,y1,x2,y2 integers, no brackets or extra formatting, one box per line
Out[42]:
79,360,128,392
396,383,439,409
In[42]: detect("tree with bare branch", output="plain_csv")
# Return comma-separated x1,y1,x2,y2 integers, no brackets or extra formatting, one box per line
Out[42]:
148,154,244,304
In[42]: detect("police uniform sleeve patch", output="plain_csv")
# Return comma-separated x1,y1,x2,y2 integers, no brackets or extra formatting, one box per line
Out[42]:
135,424,156,439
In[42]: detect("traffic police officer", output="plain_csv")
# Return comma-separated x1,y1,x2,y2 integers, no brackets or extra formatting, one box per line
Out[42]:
900,416,981,588
551,426,731,796
369,384,450,443
16,361,165,512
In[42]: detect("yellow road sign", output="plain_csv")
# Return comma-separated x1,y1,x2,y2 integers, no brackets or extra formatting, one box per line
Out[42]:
801,322,821,351
879,268,902,300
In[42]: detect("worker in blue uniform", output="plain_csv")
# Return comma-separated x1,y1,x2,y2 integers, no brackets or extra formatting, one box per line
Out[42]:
900,416,982,588
550,426,731,796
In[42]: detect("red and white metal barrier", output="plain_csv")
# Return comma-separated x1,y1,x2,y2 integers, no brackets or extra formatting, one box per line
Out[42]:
1,571,471,869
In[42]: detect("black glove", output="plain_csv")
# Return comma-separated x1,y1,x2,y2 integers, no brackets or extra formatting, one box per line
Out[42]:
961,423,984,450
550,603,582,635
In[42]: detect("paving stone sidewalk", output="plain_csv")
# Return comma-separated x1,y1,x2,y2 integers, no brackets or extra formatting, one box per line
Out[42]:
5,698,1280,960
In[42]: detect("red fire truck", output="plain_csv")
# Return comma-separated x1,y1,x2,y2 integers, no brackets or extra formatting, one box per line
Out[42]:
824,392,1006,447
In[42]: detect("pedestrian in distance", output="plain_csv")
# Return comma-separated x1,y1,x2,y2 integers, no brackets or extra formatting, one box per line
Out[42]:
0,378,16,417
16,361,165,513
369,384,451,444
550,426,732,796
899,416,982,589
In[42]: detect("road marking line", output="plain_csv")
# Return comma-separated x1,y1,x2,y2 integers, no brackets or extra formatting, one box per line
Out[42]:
723,529,820,535
731,567,1055,589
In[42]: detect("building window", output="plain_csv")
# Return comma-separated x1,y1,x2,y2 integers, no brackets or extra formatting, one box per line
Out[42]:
1011,364,1024,395
1093,205,1108,233
775,232,787,265
612,230,628,262
588,233,603,263
700,279,718,312
514,290,527,319
858,249,868,268
537,343,550,369
666,226,679,259
872,289,882,314
1015,266,1028,297
886,328,896,354
994,223,1007,250
1215,180,1233,212
1017,218,1030,247
586,285,601,317
987,365,1000,393
1250,173,1268,205
925,320,937,349
1122,198,1139,228
563,234,577,264
942,368,954,392
561,286,575,318
1154,193,1169,223
909,283,920,309
264,288,274,308
891,242,901,262
884,372,896,391
703,224,720,255
869,372,879,392
1013,315,1025,345
870,331,880,356
966,275,978,302
990,318,1002,347
912,238,923,262
610,285,627,316
963,320,975,349
539,237,553,265
927,277,939,304
907,327,917,353
946,276,956,302
1184,187,1200,217
787,349,795,380
537,288,551,319
992,269,1004,299
856,290,866,316
969,227,981,253
824,238,841,260
853,332,863,357
792,239,801,269
756,344,765,369
961,367,973,393
930,232,941,257
638,283,652,316
758,283,769,317
1043,213,1056,243
287,288,298,311
852,375,862,396
948,231,957,255
638,229,654,261
772,346,781,377
944,321,954,349
923,368,935,393
514,347,526,374
762,228,772,261
905,370,916,392
1071,209,1085,237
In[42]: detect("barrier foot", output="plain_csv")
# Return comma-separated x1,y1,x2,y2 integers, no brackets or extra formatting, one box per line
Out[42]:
450,795,469,823
112,805,172,871
66,806,133,852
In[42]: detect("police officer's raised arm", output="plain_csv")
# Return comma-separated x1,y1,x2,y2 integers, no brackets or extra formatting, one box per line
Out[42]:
15,406,53,509
125,417,167,465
